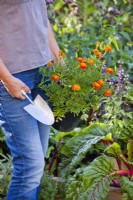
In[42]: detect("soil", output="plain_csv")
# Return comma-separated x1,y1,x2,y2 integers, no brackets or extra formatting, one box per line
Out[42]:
107,187,122,200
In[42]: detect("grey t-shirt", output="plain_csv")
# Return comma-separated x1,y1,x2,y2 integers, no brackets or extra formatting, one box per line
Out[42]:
0,0,52,74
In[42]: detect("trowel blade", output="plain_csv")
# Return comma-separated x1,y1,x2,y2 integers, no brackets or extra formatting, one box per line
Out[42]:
23,95,54,125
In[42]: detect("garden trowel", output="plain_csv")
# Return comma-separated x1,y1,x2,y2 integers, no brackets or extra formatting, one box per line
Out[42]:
21,90,55,125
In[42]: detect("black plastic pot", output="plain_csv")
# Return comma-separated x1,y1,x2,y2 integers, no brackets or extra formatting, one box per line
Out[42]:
52,112,82,132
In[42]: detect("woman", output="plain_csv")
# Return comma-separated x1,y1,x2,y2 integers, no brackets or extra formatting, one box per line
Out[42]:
0,0,60,199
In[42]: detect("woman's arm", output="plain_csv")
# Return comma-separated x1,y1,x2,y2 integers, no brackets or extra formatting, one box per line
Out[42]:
0,57,30,99
47,19,60,62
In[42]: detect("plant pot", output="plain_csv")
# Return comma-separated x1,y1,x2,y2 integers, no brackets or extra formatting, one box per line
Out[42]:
52,112,82,132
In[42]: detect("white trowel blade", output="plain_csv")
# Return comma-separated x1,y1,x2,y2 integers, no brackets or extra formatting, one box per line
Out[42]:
23,95,55,125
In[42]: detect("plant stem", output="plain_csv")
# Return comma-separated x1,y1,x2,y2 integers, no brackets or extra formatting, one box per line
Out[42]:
48,142,60,173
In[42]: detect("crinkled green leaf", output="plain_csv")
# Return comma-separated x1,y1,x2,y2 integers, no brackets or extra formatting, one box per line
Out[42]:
120,177,133,199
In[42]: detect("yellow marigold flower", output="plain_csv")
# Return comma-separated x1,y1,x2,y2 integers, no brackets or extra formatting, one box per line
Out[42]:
93,82,101,90
72,84,81,91
96,51,102,58
104,89,112,97
106,68,113,74
97,80,104,86
88,59,94,65
104,45,112,52
47,61,53,67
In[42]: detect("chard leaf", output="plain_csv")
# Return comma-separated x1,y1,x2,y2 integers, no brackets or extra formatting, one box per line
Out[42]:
65,155,115,200
127,140,133,161
62,135,105,176
104,142,122,157
120,177,133,199
60,123,112,176
80,155,115,200
61,123,112,157
122,193,131,200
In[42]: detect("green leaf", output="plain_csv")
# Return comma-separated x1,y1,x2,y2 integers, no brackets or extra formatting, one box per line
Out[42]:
79,155,115,200
122,193,131,200
55,130,77,143
62,135,105,176
60,123,112,176
111,38,120,51
65,155,115,200
120,177,133,199
127,140,133,161
104,142,122,157
120,31,131,41
104,133,112,141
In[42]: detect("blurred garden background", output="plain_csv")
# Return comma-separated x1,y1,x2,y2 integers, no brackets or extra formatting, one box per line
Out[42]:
0,0,133,199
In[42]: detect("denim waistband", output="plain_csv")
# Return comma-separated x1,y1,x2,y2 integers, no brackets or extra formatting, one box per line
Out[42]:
0,68,40,91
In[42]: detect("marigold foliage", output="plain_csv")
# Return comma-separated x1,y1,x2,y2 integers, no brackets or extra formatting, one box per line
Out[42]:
39,48,113,119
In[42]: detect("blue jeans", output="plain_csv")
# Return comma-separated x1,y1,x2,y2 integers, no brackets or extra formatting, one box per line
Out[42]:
0,68,50,200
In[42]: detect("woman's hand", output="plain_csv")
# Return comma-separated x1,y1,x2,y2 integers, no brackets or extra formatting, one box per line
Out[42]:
2,75,30,100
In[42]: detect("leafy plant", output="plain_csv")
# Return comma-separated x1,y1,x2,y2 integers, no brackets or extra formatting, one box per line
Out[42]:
65,155,130,200
39,44,116,120
39,171,65,200
0,153,12,198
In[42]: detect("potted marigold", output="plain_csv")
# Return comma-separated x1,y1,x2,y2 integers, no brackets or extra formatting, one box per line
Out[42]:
39,44,114,131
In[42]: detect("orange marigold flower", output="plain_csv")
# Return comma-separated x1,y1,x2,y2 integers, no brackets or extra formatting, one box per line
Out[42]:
88,59,94,65
80,62,87,69
59,50,63,55
96,51,102,58
47,61,53,67
61,53,66,58
72,84,81,91
92,49,99,53
106,68,113,74
97,80,104,86
104,45,112,52
52,74,59,82
93,82,101,90
59,50,66,57
82,58,86,63
77,57,84,62
104,89,112,97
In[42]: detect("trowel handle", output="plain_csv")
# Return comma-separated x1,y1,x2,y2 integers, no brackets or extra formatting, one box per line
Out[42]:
21,90,34,104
